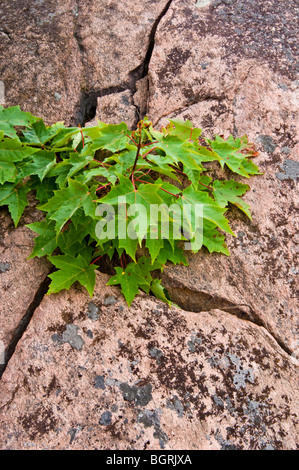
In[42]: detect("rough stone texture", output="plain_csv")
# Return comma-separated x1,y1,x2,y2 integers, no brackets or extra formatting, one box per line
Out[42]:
147,0,299,124
0,0,169,126
0,0,83,126
75,0,169,92
145,0,299,355
0,204,51,368
94,90,137,128
0,274,298,450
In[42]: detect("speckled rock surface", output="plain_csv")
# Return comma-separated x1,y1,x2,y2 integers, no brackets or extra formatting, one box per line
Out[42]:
147,0,299,124
0,0,169,126
0,205,50,373
0,273,298,450
0,0,83,126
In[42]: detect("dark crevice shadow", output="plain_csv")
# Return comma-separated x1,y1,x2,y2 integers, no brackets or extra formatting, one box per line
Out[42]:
0,274,52,380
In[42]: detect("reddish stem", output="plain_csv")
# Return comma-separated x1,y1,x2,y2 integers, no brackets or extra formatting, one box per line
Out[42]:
142,140,159,147
96,182,112,192
78,124,85,148
90,255,102,265
126,133,138,146
61,220,72,232
198,181,213,191
134,178,180,198
141,146,157,159
130,125,143,187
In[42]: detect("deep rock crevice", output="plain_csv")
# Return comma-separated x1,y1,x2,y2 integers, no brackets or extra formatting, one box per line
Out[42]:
161,277,294,357
73,0,174,126
0,274,52,380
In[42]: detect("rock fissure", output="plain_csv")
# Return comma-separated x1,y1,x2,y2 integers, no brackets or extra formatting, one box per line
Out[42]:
75,0,174,126
0,274,52,380
162,278,294,357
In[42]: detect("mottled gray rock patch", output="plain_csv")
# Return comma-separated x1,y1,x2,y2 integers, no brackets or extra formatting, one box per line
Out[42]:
276,159,299,181
0,262,10,274
62,324,84,351
93,375,106,390
87,302,100,321
119,382,153,406
257,135,277,153
166,395,184,417
99,411,112,426
103,295,117,306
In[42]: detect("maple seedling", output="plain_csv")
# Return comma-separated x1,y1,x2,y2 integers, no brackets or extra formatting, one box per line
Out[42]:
0,105,261,306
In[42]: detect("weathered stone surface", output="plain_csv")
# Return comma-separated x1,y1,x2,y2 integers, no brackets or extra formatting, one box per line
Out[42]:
0,204,50,370
145,0,299,355
0,0,83,126
0,274,297,450
94,90,137,129
75,0,169,92
0,0,170,126
147,0,299,124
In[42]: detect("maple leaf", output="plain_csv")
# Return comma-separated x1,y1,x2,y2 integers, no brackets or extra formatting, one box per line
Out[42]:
202,221,229,255
39,178,97,233
20,150,56,181
212,180,252,219
0,182,30,226
21,119,65,146
150,279,171,305
83,123,128,153
165,118,202,141
47,253,97,297
0,137,38,162
26,219,58,258
180,186,235,236
0,161,18,184
0,105,37,139
106,256,154,306
0,106,261,307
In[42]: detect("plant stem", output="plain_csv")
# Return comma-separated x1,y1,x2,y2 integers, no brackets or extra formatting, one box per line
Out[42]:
130,124,142,186
78,124,85,148
96,182,112,192
198,181,213,191
90,255,102,265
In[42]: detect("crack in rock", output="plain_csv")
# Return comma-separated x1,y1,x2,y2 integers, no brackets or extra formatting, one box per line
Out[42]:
79,0,174,127
162,278,294,357
0,274,52,379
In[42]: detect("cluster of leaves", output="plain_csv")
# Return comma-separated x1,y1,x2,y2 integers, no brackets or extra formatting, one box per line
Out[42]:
0,105,261,306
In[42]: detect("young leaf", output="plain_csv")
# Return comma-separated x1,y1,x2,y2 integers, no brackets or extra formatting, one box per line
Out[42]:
39,179,97,233
150,279,171,305
165,118,202,141
21,119,65,146
47,253,97,297
202,221,229,255
209,140,252,177
212,180,252,219
107,256,155,306
26,219,58,258
0,106,37,139
20,150,56,181
84,123,128,153
0,161,18,184
180,186,235,236
0,182,30,226
0,138,38,162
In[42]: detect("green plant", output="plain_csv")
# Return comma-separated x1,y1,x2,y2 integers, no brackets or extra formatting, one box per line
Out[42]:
0,105,261,306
